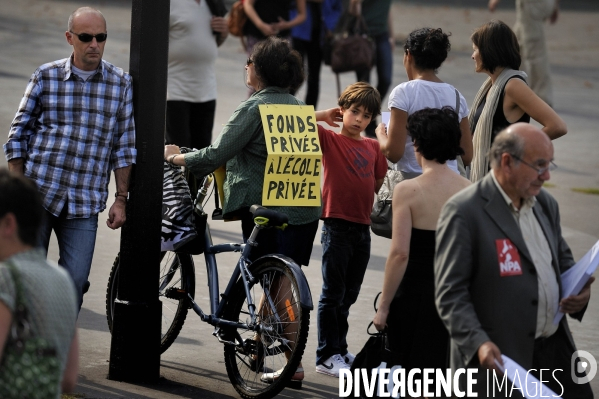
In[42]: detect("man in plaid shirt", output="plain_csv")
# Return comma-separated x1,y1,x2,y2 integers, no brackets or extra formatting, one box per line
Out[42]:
3,7,136,310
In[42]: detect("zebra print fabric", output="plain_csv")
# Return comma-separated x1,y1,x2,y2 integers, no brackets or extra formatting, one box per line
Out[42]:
161,161,197,251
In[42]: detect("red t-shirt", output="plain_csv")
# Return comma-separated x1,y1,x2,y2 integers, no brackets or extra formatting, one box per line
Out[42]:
318,125,388,225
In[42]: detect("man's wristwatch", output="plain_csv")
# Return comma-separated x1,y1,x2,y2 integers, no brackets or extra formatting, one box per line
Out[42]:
115,192,128,200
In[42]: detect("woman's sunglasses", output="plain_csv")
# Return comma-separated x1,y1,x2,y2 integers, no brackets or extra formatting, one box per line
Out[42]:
69,31,108,43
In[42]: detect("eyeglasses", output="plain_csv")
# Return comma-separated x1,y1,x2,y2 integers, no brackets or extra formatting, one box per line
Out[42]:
510,154,557,175
246,58,254,66
69,31,107,43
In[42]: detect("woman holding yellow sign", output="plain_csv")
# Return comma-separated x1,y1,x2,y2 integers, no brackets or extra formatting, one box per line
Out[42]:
164,36,320,386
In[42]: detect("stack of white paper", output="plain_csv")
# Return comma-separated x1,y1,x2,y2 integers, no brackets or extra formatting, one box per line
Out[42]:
381,111,390,127
554,239,599,325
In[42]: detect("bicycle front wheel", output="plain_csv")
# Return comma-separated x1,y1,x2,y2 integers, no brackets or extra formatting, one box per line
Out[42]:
105,251,195,354
223,259,310,399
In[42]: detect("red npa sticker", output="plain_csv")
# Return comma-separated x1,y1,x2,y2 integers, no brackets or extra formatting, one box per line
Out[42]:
496,239,523,276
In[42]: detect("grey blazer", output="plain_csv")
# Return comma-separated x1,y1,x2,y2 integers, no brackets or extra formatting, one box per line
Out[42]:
434,173,583,374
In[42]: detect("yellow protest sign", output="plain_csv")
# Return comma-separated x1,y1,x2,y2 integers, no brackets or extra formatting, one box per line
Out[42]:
259,104,322,206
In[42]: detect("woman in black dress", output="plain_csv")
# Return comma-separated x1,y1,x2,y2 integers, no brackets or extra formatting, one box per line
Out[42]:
373,107,470,375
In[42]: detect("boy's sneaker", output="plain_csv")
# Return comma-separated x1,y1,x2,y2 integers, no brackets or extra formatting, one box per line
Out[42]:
316,354,349,378
343,352,356,367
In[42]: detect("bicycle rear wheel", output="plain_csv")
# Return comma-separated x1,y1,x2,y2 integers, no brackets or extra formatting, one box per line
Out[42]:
106,251,195,354
222,259,309,399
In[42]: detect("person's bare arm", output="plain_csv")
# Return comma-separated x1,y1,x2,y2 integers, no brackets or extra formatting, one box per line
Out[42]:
106,166,131,230
61,329,79,393
488,0,500,12
315,108,342,128
273,0,306,31
560,276,594,314
377,108,408,163
478,341,503,374
164,145,187,167
211,16,229,46
243,0,277,36
7,158,24,175
504,78,567,140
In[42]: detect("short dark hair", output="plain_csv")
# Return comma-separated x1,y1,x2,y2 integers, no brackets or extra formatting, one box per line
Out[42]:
338,82,381,116
251,37,304,93
0,168,43,246
471,20,521,74
407,107,464,164
489,129,525,168
404,28,451,72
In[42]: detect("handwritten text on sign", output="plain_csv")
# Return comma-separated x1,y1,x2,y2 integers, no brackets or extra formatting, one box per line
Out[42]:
259,104,322,206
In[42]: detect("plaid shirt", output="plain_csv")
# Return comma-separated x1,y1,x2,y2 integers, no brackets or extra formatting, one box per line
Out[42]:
4,57,136,218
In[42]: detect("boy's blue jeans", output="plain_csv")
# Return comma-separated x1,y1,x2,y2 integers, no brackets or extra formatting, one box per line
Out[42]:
316,218,371,365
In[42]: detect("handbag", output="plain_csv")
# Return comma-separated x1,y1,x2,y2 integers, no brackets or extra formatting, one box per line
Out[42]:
329,14,375,74
227,0,247,37
370,165,405,239
348,293,401,398
0,261,61,399
161,161,198,252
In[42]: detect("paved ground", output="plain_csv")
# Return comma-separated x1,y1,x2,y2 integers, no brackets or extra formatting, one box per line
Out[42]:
1,0,598,398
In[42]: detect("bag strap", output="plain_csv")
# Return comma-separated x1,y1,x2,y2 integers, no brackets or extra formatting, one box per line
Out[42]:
3,260,31,341
374,291,381,312
352,14,369,35
454,88,460,116
366,293,387,336
4,261,25,313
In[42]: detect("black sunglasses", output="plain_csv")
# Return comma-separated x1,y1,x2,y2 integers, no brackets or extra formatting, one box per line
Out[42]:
70,31,107,43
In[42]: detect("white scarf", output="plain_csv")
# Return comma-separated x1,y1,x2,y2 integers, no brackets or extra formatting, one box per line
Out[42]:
468,68,528,182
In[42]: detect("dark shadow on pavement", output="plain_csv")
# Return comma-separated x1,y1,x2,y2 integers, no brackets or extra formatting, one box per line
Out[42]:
76,373,235,399
78,307,111,333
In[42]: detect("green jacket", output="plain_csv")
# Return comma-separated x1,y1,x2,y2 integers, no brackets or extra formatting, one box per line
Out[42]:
184,87,321,225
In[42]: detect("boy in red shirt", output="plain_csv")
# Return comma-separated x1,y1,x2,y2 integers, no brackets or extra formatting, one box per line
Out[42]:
314,82,387,377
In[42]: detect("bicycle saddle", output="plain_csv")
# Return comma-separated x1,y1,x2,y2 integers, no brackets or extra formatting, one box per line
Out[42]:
249,205,288,229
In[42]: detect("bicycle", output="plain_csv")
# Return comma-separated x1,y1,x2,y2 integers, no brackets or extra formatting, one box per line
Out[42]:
106,168,313,399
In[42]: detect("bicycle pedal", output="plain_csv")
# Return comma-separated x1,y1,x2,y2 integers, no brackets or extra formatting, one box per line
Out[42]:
164,287,187,300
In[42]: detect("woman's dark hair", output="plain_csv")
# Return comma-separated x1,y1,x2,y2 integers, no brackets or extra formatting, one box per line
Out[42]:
403,28,451,72
407,107,464,164
251,37,305,93
0,168,43,246
471,20,521,74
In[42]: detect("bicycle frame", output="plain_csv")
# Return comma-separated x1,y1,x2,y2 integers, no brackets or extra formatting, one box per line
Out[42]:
185,221,279,337
177,170,312,346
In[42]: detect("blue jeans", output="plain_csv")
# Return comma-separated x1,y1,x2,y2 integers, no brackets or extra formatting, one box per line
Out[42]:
316,218,371,365
38,209,98,310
